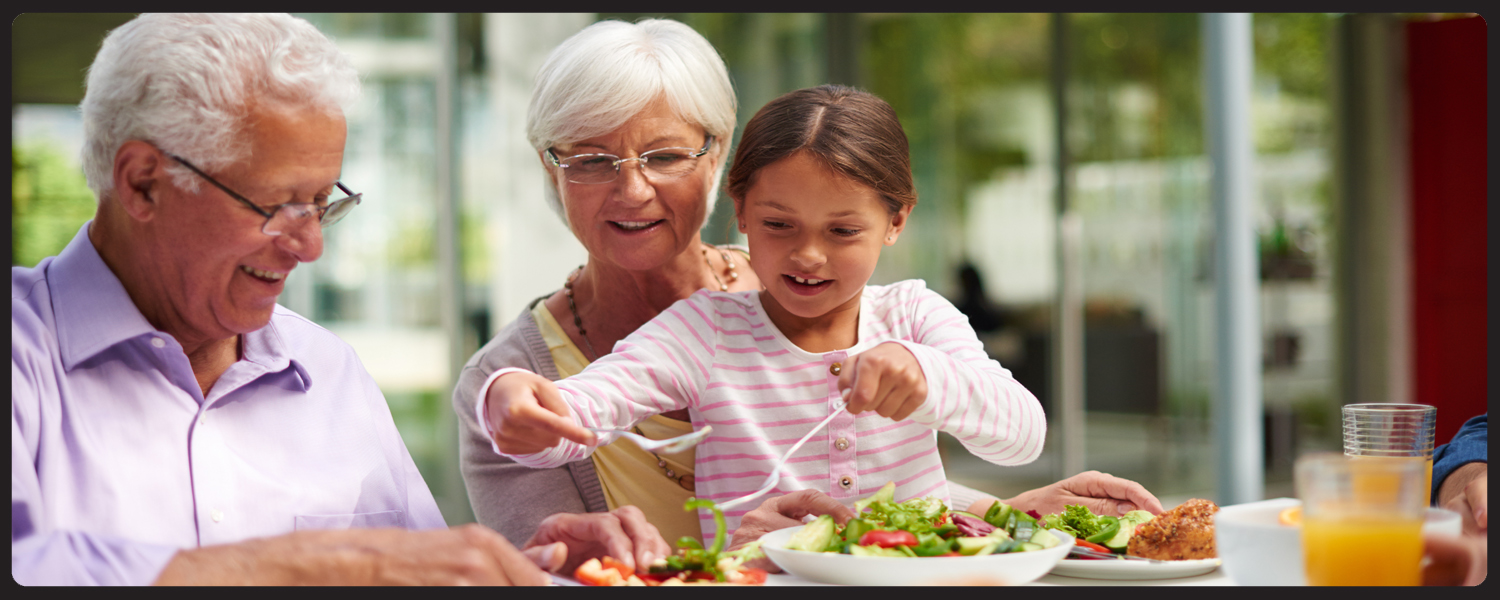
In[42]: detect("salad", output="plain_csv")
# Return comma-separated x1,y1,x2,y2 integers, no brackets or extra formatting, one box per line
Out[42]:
782,482,1065,557
1038,504,1155,558
574,498,767,586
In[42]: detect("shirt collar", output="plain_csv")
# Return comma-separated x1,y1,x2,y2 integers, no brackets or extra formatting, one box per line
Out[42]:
50,222,160,370
49,221,311,390
241,307,312,391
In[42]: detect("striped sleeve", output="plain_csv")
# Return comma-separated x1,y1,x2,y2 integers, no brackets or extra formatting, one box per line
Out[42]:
888,285,1047,466
500,292,717,468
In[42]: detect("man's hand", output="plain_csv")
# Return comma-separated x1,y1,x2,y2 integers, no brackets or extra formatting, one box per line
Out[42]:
1437,462,1487,537
485,371,596,455
154,524,550,585
1423,532,1487,586
520,506,672,576
838,342,928,421
991,470,1166,518
727,490,858,572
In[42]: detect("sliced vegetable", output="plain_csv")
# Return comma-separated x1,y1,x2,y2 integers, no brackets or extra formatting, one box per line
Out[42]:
853,481,897,513
786,514,838,552
600,556,634,579
575,558,644,586
1029,528,1061,550
841,518,874,544
858,529,918,548
951,512,996,537
1074,539,1112,554
1085,517,1120,545
983,501,1012,528
1014,518,1035,542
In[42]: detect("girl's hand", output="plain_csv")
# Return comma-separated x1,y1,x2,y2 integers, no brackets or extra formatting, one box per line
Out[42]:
837,342,928,421
484,371,596,455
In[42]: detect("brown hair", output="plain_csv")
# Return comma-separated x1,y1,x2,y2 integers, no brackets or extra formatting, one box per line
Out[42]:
727,84,916,215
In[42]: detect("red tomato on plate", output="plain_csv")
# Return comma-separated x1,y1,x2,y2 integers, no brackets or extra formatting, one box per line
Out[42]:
858,529,919,548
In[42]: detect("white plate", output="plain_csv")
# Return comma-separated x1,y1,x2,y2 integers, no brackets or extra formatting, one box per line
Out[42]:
1048,556,1221,580
760,524,1076,586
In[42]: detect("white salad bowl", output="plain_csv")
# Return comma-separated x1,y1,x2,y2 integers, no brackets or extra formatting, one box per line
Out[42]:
760,524,1075,586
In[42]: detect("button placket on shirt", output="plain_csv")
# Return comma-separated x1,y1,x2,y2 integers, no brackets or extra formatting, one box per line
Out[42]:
825,353,858,498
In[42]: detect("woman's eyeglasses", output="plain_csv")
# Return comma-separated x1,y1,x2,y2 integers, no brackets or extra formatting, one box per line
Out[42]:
545,136,713,185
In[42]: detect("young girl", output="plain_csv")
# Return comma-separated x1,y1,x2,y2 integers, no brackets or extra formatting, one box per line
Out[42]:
478,85,1046,541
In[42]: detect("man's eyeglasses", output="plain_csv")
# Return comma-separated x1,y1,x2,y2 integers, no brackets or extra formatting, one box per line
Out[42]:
165,153,362,236
545,136,713,185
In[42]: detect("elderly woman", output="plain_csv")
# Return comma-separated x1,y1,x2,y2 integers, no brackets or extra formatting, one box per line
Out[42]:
452,18,1164,553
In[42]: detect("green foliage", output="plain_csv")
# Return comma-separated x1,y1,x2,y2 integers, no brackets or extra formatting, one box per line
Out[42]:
13,142,97,267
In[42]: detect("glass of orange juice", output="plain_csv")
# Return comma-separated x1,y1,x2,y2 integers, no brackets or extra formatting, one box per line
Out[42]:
1342,404,1437,497
1295,452,1427,586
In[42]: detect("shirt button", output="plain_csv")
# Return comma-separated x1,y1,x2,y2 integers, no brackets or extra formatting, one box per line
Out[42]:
835,437,850,451
839,476,853,489
151,337,166,348
211,510,224,523
830,362,842,375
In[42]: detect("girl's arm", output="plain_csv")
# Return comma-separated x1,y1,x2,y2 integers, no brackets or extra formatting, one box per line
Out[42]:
479,294,720,468
883,284,1047,467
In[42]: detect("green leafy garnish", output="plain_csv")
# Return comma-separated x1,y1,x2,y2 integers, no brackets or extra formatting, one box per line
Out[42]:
1041,504,1105,539
669,498,763,582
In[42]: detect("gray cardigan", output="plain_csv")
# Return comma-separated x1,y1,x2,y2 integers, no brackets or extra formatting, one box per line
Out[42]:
452,295,1001,547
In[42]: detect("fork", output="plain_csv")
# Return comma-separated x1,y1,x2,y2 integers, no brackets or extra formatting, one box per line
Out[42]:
1068,546,1170,563
713,399,851,511
583,424,713,454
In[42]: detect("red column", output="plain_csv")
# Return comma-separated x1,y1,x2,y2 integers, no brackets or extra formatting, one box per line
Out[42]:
1406,15,1487,445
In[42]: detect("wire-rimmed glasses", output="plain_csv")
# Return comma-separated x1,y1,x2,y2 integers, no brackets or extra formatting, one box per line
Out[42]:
545,136,714,185
165,153,362,236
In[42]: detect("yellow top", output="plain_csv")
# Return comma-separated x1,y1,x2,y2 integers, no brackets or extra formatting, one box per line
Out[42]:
530,301,702,545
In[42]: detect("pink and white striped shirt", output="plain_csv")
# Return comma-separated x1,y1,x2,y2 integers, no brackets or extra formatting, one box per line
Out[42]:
479,279,1045,541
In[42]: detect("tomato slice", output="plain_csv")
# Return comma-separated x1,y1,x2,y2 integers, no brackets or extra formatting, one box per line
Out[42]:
1074,539,1113,554
735,568,768,585
600,556,634,578
637,572,677,585
858,529,919,548
574,558,624,586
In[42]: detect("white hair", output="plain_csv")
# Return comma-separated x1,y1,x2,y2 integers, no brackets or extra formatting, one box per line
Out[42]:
526,18,737,229
80,13,360,201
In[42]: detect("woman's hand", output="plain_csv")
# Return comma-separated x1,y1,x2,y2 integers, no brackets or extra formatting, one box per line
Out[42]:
484,371,596,455
989,470,1166,518
521,506,673,576
728,490,857,572
838,342,928,421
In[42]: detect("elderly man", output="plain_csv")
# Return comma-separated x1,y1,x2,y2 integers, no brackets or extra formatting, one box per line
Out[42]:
11,13,667,585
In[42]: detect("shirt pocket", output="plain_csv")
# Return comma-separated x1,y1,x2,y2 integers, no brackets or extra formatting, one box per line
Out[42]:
294,510,407,531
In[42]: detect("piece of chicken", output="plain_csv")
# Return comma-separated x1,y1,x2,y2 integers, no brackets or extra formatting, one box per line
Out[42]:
1126,498,1220,560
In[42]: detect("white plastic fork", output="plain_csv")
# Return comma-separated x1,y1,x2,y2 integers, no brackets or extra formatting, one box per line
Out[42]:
583,424,713,454
714,399,851,511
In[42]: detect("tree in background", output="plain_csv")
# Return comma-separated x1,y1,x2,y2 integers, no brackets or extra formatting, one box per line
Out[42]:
13,142,96,267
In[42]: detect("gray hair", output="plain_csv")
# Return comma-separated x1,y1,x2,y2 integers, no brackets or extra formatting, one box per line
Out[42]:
80,13,360,202
526,18,737,229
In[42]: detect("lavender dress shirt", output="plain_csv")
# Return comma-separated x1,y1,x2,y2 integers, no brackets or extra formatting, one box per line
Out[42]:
11,223,446,585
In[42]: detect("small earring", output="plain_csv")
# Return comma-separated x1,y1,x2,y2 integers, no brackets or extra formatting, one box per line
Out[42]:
886,236,893,241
